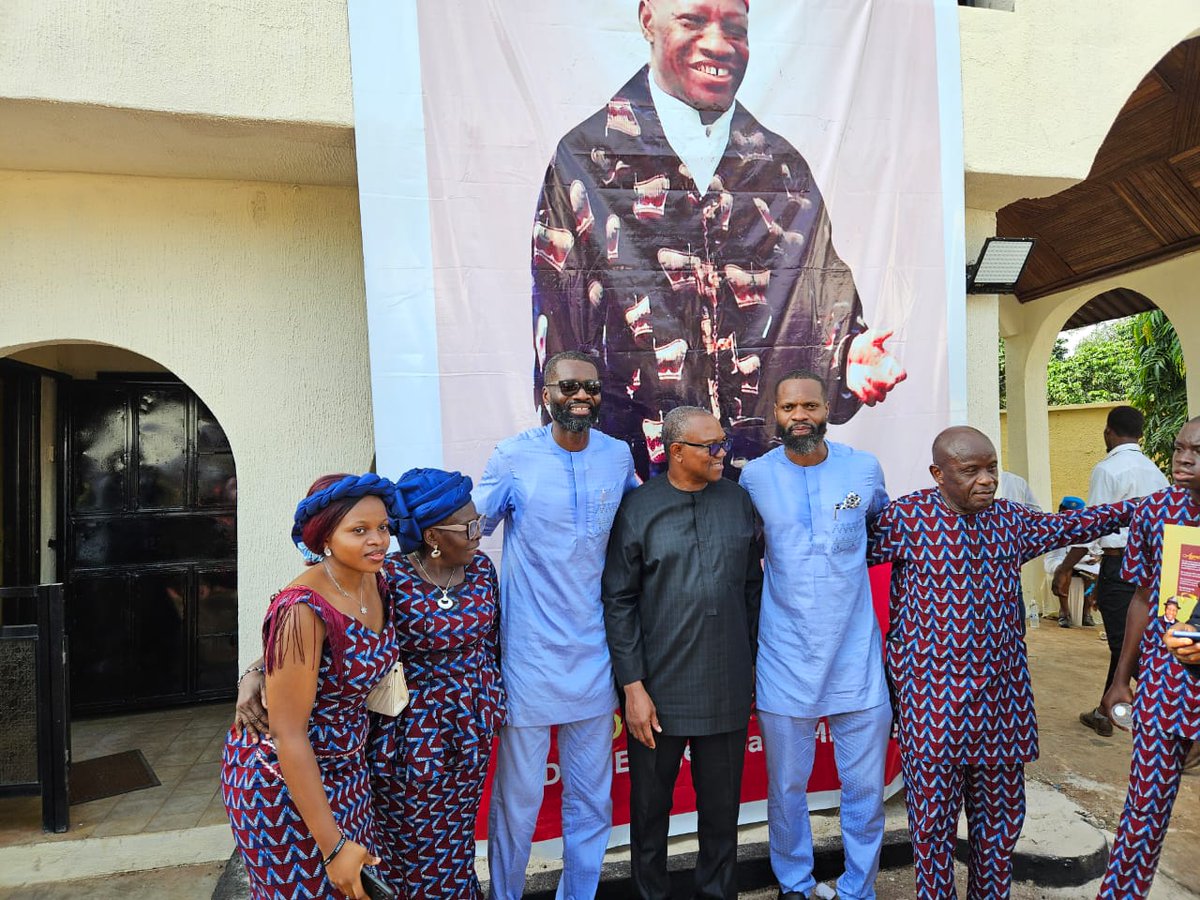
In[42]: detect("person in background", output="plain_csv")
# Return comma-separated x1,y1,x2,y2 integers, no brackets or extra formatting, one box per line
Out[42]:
224,473,401,899
602,406,762,900
1051,406,1167,734
1042,496,1093,628
996,471,1041,510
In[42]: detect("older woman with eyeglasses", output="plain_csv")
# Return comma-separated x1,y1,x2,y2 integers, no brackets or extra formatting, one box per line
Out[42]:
369,467,506,898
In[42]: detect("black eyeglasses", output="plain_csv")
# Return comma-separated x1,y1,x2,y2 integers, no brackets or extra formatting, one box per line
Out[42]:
677,438,733,457
431,514,486,541
547,379,602,396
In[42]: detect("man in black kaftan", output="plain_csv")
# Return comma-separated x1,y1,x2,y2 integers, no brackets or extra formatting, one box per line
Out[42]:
602,407,762,899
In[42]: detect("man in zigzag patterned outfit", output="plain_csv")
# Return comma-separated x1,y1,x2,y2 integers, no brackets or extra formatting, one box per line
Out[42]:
867,426,1136,899
1095,417,1200,899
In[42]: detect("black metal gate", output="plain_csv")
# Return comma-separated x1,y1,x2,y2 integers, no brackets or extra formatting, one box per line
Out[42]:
0,584,70,833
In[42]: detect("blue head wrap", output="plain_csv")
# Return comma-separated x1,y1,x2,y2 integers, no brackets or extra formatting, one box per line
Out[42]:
393,468,474,553
291,473,404,563
1059,495,1086,512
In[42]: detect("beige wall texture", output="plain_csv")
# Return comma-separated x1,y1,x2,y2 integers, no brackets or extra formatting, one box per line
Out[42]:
960,1,1200,210
0,0,357,185
998,402,1161,511
0,170,376,666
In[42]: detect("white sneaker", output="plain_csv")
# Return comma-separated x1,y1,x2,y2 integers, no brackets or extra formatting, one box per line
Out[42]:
813,885,838,900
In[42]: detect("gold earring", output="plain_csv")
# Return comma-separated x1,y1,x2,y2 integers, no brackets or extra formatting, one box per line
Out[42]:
430,546,441,558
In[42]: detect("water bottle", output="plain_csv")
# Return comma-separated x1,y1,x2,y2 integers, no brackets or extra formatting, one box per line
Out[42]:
1110,702,1134,730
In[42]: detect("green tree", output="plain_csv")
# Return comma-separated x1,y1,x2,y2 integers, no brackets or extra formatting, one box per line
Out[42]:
999,338,1006,408
1045,325,1137,406
1126,310,1186,473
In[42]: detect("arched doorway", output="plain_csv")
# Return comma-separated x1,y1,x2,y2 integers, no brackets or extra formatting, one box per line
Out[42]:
995,35,1200,504
0,342,237,714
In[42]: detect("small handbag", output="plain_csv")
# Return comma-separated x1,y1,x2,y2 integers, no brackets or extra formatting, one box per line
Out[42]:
366,661,408,716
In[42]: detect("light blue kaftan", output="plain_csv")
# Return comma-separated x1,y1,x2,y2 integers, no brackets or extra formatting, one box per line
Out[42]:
740,442,889,717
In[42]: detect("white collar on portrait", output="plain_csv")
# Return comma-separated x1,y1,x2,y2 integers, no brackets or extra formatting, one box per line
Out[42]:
648,72,735,195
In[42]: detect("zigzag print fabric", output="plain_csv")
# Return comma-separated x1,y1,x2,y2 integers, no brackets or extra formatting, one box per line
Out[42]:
868,491,1135,897
370,551,506,899
1096,726,1189,899
902,757,1024,899
222,588,400,899
1092,488,1200,898
870,491,1135,765
1121,487,1200,739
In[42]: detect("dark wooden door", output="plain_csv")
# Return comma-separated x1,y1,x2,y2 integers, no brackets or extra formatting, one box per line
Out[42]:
0,364,41,592
66,381,238,714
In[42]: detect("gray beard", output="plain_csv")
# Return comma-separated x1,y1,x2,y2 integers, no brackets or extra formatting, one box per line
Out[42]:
779,421,827,455
549,399,599,433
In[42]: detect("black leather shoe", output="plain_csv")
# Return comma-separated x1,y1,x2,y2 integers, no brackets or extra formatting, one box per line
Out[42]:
1079,707,1113,737
777,891,807,900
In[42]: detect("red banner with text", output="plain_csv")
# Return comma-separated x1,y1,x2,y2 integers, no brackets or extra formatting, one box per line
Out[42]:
476,565,901,846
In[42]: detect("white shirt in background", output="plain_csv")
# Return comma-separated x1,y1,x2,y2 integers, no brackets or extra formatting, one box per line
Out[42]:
1076,442,1168,551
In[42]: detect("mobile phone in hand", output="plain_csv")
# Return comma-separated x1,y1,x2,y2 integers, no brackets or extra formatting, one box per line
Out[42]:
1171,630,1200,642
361,868,396,900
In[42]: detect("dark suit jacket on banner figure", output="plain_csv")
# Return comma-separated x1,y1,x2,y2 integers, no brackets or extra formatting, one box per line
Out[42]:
531,5,904,478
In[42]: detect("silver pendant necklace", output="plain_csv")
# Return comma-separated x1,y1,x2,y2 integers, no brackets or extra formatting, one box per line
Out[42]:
413,553,460,610
323,559,367,615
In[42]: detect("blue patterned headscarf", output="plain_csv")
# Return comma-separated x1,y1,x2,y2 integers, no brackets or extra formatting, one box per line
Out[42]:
393,468,474,553
291,473,403,563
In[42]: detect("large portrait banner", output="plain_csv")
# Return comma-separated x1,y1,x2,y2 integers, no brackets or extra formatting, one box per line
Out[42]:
349,0,965,852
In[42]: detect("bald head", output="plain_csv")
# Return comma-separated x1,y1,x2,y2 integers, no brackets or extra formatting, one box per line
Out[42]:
932,426,996,469
930,426,999,515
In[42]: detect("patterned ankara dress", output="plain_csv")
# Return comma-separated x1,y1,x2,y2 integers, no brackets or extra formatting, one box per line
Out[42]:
867,491,1134,900
371,551,506,899
222,586,399,900
1097,487,1200,900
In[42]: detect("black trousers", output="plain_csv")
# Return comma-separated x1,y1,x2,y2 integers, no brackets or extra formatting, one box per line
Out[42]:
627,727,747,900
1096,553,1136,693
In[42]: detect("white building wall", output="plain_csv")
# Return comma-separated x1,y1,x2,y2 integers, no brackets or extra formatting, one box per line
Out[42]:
0,170,377,666
0,0,353,123
961,1,1200,209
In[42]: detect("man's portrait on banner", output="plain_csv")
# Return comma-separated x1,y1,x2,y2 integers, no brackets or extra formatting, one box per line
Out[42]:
531,0,907,477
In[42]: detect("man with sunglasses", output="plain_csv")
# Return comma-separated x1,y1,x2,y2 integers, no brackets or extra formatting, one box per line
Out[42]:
476,350,639,900
602,406,763,899
739,371,891,900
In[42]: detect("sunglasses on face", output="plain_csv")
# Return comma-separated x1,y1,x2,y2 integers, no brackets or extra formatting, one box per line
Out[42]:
547,379,602,396
677,438,733,457
430,514,486,541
